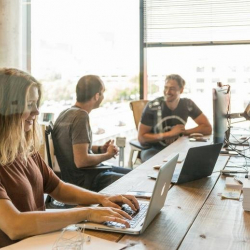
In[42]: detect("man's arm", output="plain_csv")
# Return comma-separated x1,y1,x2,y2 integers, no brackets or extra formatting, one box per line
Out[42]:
138,122,185,145
73,141,117,168
184,113,212,136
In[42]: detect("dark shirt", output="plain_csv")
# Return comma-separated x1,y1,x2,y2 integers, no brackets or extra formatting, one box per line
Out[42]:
140,97,202,147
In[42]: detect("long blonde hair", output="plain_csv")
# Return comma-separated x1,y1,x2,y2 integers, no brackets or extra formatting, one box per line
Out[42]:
0,68,42,165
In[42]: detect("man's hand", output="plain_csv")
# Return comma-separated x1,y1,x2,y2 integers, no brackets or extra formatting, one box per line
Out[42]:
169,124,185,136
99,194,140,212
101,140,111,153
106,140,119,158
164,136,179,145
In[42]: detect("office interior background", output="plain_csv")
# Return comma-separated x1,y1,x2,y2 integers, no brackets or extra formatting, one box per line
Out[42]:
1,0,250,165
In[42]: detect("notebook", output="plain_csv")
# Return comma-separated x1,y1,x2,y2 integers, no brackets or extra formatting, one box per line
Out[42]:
149,143,223,184
78,154,178,235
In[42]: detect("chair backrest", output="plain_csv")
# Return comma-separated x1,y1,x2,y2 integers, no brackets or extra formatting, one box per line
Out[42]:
44,121,73,209
44,121,54,169
130,100,149,130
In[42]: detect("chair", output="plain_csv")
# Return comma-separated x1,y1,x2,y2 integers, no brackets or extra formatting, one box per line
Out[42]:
128,100,150,168
44,121,61,177
44,121,75,209
44,121,54,170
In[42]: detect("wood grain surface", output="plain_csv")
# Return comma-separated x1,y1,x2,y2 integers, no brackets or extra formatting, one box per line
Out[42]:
85,137,235,249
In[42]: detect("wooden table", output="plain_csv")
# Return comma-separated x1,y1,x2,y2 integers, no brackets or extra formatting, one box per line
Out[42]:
86,136,250,250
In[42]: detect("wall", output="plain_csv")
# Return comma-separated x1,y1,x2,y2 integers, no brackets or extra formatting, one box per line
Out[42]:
0,0,21,68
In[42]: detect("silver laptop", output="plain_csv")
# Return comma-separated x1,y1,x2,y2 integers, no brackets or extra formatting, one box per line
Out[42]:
78,154,178,235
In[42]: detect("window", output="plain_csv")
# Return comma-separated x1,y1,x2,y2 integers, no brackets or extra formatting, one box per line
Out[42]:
244,67,250,72
229,67,237,73
212,78,220,83
228,78,236,83
197,78,204,83
31,0,139,136
143,0,250,122
196,67,204,73
143,0,250,44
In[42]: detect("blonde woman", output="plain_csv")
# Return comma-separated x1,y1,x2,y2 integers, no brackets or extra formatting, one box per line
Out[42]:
0,68,139,248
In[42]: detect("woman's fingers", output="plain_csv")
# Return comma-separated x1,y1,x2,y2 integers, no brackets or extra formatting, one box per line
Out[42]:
112,207,132,220
103,216,130,228
106,201,121,209
119,196,136,211
120,195,140,210
89,207,132,225
101,194,140,212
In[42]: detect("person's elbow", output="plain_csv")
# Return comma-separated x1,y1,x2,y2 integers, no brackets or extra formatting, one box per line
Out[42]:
8,229,24,241
74,158,90,168
138,134,142,143
4,220,26,240
138,133,148,146
207,124,212,135
203,123,212,135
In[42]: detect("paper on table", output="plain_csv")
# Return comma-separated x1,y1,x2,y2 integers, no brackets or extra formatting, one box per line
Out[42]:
2,231,126,250
221,187,241,200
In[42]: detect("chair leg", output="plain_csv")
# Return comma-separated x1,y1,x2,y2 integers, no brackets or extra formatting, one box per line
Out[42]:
134,151,141,167
128,149,135,169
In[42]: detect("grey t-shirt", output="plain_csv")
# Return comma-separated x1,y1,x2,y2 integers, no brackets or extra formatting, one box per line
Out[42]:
52,106,101,188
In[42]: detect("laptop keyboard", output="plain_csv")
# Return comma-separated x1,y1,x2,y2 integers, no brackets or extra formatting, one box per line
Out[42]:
103,203,148,229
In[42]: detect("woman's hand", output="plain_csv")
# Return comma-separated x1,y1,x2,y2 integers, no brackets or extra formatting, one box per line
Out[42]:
86,207,132,228
99,194,140,212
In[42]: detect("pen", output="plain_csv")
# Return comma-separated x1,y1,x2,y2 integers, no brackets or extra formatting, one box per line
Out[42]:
221,170,248,174
234,176,243,185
